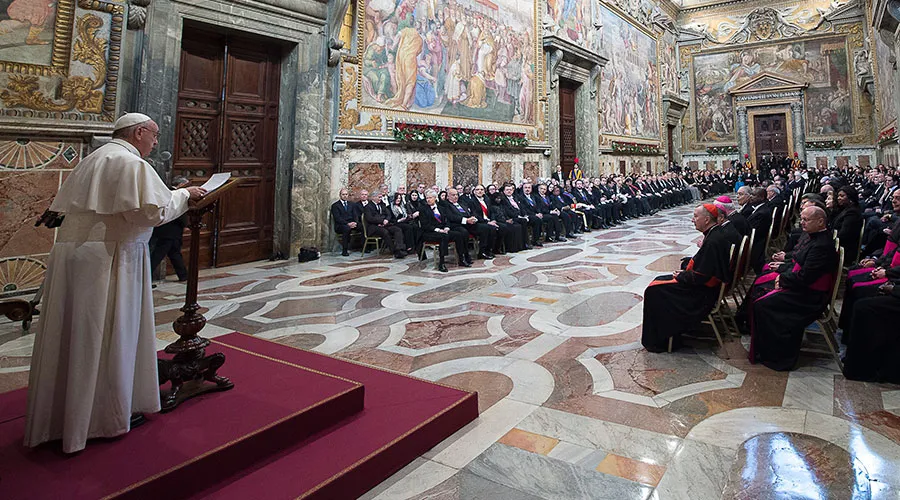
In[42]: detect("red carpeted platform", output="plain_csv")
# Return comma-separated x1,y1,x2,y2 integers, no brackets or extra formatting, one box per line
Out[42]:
0,333,479,500
192,333,478,500
0,342,365,499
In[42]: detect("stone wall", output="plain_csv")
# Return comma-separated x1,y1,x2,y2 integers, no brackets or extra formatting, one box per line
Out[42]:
0,0,126,297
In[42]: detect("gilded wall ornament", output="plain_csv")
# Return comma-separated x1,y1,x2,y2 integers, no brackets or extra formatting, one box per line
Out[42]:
726,8,806,44
1,15,108,113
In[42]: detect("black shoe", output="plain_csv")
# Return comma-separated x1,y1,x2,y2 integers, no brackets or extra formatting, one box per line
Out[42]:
395,251,405,259
459,260,472,267
130,413,147,429
341,250,350,257
495,250,506,256
478,252,491,259
438,264,449,272
556,237,567,242
524,244,533,250
533,241,543,247
151,284,158,289
566,234,576,239
486,252,495,258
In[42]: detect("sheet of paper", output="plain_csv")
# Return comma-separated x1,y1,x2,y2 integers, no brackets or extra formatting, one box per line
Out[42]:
199,172,231,194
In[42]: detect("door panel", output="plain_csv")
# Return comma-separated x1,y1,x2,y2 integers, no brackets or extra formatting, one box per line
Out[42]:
559,81,577,177
173,27,279,270
753,114,789,167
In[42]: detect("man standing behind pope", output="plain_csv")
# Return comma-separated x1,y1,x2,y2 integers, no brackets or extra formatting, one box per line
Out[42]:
24,113,206,453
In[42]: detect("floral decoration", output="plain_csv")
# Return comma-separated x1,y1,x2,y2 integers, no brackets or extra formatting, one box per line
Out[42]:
878,127,897,145
610,141,661,155
393,123,528,148
706,145,739,155
805,139,843,150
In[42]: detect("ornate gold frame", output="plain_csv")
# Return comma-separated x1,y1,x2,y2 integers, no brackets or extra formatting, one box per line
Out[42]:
0,0,124,122
0,0,76,77
681,23,869,151
341,0,544,138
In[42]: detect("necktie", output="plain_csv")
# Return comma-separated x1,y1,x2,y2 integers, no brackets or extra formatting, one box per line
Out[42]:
526,197,534,206
343,201,348,211
509,197,519,209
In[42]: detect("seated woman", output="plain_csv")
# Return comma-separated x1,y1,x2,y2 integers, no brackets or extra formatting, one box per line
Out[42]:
830,185,864,264
842,280,900,384
389,193,422,256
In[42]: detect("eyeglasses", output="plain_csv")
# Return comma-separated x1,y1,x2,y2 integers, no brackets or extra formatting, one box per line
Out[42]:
139,127,159,139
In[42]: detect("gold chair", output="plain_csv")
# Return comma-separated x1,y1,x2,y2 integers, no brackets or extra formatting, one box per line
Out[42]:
360,214,382,257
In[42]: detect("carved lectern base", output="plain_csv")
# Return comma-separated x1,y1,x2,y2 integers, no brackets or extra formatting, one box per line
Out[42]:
157,343,234,413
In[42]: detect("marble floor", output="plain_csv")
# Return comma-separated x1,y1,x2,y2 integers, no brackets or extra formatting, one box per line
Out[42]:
2,203,900,499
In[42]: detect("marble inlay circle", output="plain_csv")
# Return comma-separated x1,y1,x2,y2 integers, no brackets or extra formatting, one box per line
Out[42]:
722,432,871,500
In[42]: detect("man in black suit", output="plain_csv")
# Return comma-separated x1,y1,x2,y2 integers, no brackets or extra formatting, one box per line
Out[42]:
531,182,566,242
519,181,562,244
420,189,470,271
442,188,492,260
150,176,191,280
499,183,533,250
742,187,774,273
330,188,358,256
358,189,406,258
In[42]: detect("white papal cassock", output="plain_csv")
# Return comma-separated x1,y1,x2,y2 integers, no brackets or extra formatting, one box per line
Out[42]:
24,138,190,453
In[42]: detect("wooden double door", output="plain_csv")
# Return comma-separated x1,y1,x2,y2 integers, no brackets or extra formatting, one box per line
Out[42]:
753,113,789,167
173,27,281,268
559,80,577,177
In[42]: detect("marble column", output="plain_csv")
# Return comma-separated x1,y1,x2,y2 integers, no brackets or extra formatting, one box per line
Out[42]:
790,101,806,160
737,106,750,160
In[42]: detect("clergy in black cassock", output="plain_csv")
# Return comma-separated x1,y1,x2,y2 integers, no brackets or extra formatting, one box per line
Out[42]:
842,280,900,384
642,204,733,353
747,207,838,371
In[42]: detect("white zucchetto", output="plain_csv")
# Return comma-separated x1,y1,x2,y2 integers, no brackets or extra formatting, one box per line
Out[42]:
113,112,152,131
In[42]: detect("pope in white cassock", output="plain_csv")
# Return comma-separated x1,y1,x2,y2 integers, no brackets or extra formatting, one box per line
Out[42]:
24,113,206,453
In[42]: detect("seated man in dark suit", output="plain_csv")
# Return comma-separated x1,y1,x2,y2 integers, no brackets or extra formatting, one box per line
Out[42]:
330,187,358,256
499,183,535,249
442,187,493,260
742,187,773,273
519,181,562,245
358,189,406,259
420,189,470,272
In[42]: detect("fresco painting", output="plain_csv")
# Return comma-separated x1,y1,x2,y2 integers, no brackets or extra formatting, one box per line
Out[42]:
362,0,536,124
546,0,590,47
659,31,679,97
599,5,661,141
876,34,896,129
692,36,853,142
0,0,57,65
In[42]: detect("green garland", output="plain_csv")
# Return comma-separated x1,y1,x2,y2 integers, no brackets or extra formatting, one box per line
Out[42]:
393,123,528,148
805,139,843,150
878,127,897,146
706,145,739,155
610,141,660,155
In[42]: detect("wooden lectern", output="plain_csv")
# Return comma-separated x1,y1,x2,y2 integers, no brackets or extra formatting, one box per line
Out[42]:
158,177,242,412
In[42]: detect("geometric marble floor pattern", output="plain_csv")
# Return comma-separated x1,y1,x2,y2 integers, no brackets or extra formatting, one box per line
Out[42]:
2,203,900,499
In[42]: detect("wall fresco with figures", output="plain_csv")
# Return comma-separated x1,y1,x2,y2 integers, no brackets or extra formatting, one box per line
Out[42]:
545,0,593,48
659,30,679,97
598,4,661,142
360,0,536,125
875,33,896,130
692,35,853,142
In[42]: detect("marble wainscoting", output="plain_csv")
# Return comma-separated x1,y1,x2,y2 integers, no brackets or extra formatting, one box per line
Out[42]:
330,149,548,199
3,200,900,499
0,137,84,297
